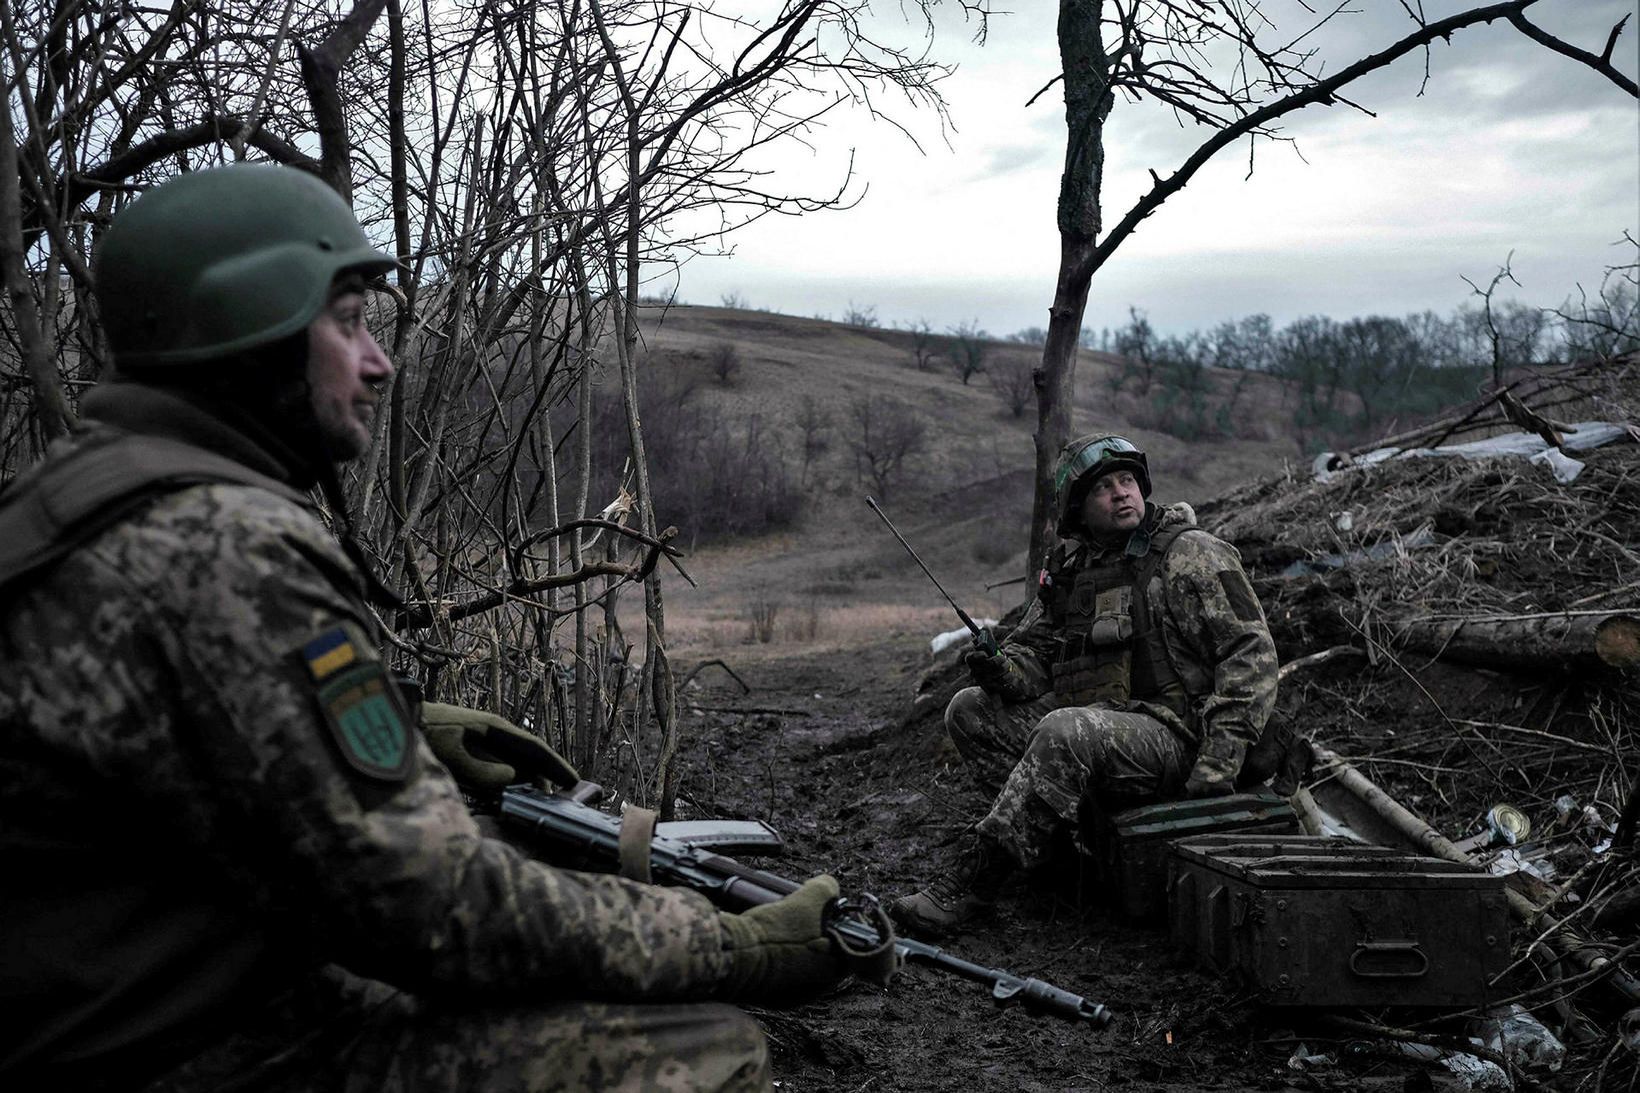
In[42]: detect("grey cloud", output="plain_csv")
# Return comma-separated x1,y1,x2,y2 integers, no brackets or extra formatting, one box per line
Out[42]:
981,142,1054,176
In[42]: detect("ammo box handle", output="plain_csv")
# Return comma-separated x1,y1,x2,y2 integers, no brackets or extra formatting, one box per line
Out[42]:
1349,940,1429,979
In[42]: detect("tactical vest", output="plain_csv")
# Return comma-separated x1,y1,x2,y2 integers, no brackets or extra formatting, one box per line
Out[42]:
0,428,310,595
1042,521,1192,720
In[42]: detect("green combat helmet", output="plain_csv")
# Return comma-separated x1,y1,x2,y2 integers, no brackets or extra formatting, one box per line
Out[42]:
1053,433,1151,536
95,164,396,368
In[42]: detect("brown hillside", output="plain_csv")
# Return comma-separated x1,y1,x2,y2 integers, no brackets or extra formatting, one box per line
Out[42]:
628,303,1297,655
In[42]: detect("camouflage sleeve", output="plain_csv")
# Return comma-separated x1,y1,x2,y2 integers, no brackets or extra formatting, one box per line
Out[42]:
1158,532,1279,788
131,485,732,1001
992,593,1055,701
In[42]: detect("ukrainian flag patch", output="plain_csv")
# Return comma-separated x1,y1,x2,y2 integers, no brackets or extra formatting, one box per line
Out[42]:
303,626,358,681
296,622,416,784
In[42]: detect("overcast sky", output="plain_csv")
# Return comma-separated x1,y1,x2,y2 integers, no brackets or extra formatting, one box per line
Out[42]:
657,1,1638,338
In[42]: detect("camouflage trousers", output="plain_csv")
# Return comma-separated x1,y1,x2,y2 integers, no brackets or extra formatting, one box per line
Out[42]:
945,686,1192,870
140,968,770,1093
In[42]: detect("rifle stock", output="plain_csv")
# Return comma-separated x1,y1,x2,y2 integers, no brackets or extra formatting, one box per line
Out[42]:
499,784,1112,1028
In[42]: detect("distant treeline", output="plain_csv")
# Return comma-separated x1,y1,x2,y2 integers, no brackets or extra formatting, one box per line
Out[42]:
1012,280,1638,449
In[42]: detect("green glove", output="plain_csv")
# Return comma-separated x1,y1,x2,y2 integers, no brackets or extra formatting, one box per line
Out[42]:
421,702,578,794
962,649,1011,691
718,875,846,1004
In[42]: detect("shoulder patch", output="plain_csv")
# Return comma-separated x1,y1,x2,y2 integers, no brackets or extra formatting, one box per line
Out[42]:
300,622,415,783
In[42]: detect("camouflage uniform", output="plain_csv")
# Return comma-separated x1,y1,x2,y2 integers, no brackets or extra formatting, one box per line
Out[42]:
0,386,767,1091
948,502,1278,869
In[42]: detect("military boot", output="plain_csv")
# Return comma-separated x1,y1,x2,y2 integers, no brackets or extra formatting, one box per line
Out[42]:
888,836,1015,938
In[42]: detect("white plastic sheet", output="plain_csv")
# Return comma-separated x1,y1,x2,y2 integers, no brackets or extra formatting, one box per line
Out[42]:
930,620,999,656
1315,421,1637,484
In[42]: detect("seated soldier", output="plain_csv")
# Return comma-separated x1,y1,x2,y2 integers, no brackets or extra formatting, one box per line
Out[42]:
0,164,860,1093
890,435,1279,937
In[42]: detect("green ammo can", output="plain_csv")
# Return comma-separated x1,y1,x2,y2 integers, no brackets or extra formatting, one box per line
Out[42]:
1167,834,1511,1008
1084,791,1300,922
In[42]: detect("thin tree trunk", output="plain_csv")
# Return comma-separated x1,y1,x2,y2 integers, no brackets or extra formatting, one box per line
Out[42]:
296,0,390,200
572,268,596,775
0,28,71,443
1028,0,1111,578
590,0,677,813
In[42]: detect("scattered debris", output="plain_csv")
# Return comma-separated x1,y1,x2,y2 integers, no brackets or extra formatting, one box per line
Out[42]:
1201,356,1640,1088
1471,1003,1566,1074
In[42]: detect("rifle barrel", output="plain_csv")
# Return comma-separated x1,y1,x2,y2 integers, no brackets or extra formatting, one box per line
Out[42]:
498,787,1112,1028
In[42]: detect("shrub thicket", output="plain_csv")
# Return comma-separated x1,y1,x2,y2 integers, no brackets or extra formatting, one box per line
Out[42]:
578,363,800,547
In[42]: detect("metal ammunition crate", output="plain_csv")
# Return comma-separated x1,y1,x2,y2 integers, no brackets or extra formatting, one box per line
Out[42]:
1168,834,1510,1007
1085,792,1299,922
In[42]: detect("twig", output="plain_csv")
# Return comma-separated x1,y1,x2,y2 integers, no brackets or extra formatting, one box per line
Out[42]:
1568,580,1640,608
1584,527,1640,570
1278,644,1364,681
679,658,752,694
1454,719,1616,758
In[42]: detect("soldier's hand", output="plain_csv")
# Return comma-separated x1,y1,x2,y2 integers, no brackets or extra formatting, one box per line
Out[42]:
962,649,1010,691
421,702,578,794
972,626,1000,658
718,875,845,1004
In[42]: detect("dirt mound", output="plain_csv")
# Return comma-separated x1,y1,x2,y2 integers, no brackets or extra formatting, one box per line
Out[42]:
1194,357,1640,1088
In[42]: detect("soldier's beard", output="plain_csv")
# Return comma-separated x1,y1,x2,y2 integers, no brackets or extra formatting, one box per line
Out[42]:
121,333,340,486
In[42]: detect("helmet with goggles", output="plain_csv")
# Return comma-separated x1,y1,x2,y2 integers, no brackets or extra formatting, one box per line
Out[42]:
1053,434,1151,536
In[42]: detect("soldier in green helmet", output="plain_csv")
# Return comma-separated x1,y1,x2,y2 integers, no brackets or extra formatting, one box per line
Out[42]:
0,164,853,1091
890,434,1279,937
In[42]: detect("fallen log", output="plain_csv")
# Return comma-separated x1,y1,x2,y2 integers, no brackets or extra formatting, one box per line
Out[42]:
1389,611,1640,674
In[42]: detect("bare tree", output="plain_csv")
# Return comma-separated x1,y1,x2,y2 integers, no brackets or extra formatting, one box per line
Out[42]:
1023,1,1639,578
843,301,879,328
904,317,939,371
946,318,988,385
793,394,833,485
1555,236,1640,361
848,395,927,498
1114,307,1160,398
0,0,980,817
708,342,741,387
987,352,1035,418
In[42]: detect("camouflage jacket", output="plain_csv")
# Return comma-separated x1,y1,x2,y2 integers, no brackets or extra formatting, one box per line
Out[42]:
986,502,1279,781
0,384,730,1078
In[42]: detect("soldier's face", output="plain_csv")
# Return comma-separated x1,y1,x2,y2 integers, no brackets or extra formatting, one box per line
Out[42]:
306,283,393,460
1080,469,1144,535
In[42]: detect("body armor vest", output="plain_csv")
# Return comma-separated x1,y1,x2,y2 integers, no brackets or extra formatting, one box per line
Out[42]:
0,428,309,595
1043,522,1191,721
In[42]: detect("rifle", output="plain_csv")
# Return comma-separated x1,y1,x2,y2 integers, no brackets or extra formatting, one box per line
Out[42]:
864,496,999,656
499,783,1112,1027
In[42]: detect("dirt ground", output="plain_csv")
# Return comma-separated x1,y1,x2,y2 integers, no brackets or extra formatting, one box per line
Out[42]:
666,637,1510,1093
634,359,1640,1091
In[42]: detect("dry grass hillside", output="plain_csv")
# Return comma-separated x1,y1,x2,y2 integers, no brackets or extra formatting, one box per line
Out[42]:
622,303,1310,657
